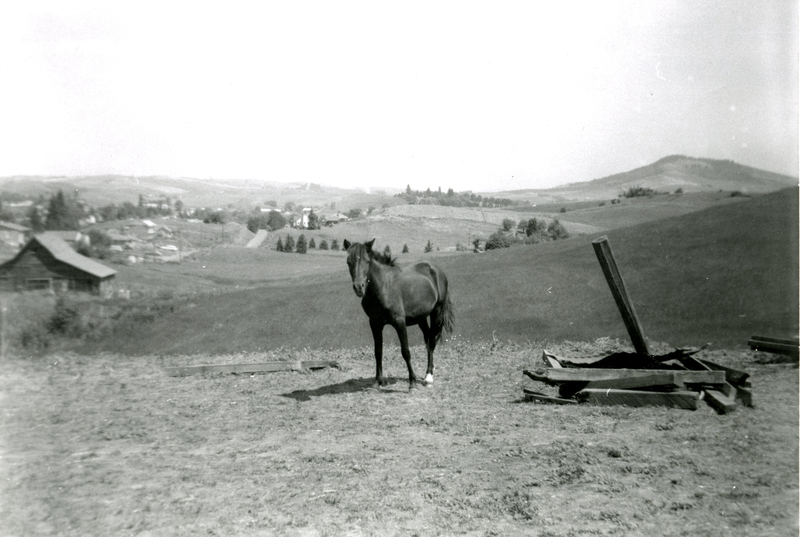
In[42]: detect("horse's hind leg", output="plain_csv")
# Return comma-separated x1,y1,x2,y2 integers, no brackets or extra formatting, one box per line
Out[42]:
418,318,435,384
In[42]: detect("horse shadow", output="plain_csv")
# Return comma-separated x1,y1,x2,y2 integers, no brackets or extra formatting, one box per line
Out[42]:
280,377,405,402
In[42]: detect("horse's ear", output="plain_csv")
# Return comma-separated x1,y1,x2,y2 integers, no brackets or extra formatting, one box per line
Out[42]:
365,238,376,251
343,239,351,250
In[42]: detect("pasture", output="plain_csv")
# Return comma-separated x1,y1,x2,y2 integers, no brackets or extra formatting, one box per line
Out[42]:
0,188,797,536
1,342,797,536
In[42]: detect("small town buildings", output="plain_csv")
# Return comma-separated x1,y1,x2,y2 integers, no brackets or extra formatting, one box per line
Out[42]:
0,222,31,249
0,234,116,293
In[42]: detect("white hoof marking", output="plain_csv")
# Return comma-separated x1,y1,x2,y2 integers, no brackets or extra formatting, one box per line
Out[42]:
424,374,434,384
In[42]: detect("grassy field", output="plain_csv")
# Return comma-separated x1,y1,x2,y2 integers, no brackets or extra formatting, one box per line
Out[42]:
60,187,798,357
1,341,796,536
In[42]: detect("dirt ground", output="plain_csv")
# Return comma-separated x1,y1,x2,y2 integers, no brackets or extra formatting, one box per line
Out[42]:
1,339,797,536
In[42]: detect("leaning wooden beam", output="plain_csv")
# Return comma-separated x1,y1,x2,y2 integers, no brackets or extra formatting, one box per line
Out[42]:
592,237,652,356
541,350,563,368
696,359,750,386
166,360,338,377
524,368,725,385
522,389,577,405
576,389,700,409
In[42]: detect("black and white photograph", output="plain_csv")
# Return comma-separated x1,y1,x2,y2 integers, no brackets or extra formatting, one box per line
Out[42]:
0,2,797,535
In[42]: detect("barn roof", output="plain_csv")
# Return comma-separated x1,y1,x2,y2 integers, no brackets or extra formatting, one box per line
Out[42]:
16,234,117,279
0,221,30,232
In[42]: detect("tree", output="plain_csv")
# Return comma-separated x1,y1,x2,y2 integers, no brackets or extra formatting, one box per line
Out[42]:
501,218,515,232
27,206,44,232
45,190,80,230
347,208,362,219
266,210,286,230
283,235,295,252
307,210,320,230
424,240,433,253
331,238,340,251
247,215,271,233
383,244,392,258
319,239,329,250
296,234,307,254
402,243,409,253
547,219,570,240
275,237,284,252
309,238,316,249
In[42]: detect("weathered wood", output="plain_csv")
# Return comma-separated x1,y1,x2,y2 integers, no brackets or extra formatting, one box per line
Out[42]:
704,389,737,413
524,368,725,385
748,337,799,356
750,335,799,345
734,386,754,408
677,355,713,371
585,372,685,391
576,388,700,409
166,360,337,377
542,350,563,368
696,359,750,386
592,237,651,356
522,389,577,405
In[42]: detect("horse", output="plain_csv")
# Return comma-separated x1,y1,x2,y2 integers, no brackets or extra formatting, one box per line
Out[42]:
343,239,455,389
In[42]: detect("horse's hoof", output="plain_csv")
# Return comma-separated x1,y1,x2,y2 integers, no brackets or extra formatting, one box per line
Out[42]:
424,374,434,385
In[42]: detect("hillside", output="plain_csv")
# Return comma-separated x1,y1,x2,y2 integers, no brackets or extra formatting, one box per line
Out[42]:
76,186,798,356
492,155,798,202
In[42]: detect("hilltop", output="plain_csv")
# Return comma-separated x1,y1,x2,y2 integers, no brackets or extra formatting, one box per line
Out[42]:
491,155,798,202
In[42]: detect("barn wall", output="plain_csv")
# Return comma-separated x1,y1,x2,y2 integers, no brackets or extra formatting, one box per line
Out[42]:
0,242,105,292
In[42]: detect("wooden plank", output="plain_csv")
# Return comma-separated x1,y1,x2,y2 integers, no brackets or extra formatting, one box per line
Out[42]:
576,389,700,410
166,360,337,377
522,389,577,405
678,355,713,371
592,237,652,356
585,372,684,391
542,350,563,368
704,389,737,413
696,359,750,386
734,386,754,408
750,335,799,345
748,339,799,356
524,368,725,385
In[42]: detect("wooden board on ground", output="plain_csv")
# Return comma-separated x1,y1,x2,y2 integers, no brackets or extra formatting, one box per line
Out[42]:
166,360,338,377
748,335,799,357
585,372,685,391
522,389,577,405
704,389,738,413
576,388,700,410
524,368,725,385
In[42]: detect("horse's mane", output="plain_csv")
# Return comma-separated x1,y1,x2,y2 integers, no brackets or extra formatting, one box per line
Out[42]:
369,248,398,267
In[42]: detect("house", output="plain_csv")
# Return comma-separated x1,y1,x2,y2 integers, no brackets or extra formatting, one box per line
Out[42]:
0,222,31,248
321,212,350,226
0,234,117,293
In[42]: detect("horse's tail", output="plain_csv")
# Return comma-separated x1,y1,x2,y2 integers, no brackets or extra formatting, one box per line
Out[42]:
433,283,455,344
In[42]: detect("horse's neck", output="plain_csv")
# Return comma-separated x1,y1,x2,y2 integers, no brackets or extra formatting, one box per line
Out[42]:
366,260,397,296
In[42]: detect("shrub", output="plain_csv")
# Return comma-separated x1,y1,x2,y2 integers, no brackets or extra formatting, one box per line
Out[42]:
309,238,316,249
547,219,570,240
296,234,307,254
674,187,684,194
424,240,434,253
283,235,295,252
20,324,51,351
624,185,657,198
560,207,567,213
47,297,81,336
331,239,339,251
383,245,391,258
276,237,284,252
319,239,329,250
247,215,270,233
485,231,515,250
502,218,516,232
402,243,409,253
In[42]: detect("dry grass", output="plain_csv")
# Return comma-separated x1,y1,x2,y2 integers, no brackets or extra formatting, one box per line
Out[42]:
1,340,797,536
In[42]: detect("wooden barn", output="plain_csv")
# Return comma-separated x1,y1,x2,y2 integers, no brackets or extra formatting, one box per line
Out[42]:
0,234,117,293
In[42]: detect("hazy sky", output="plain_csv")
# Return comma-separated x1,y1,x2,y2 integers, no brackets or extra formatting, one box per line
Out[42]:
1,1,797,192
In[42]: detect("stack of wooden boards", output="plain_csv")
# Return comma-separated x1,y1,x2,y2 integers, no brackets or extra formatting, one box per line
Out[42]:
523,350,752,413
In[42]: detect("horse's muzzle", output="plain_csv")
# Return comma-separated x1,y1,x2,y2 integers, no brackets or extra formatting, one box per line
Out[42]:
353,282,366,297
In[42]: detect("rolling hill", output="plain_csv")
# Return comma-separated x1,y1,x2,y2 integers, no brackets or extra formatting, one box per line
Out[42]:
492,155,798,202
77,186,798,356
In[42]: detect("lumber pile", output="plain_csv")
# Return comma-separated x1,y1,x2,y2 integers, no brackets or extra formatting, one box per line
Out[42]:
523,350,752,413
747,335,799,358
522,236,753,413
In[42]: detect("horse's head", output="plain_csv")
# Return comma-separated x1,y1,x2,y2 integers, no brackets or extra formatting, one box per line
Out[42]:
343,238,375,297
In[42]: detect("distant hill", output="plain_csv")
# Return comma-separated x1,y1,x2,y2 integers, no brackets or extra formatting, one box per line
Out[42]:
0,175,403,212
492,155,798,202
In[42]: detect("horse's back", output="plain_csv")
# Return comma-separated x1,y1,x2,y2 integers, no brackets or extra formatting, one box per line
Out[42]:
409,262,448,298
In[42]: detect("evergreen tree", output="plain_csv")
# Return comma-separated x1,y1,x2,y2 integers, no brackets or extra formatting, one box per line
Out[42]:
307,210,320,230
383,244,392,258
275,237,284,252
283,235,295,252
309,238,316,249
424,240,433,253
45,190,80,230
402,243,409,253
331,238,339,251
319,239,329,250
27,206,44,232
296,234,307,254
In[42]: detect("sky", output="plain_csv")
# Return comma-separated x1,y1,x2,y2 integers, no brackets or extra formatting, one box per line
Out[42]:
0,1,797,192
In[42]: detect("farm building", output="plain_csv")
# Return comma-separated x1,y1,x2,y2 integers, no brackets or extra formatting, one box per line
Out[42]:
0,234,117,293
0,222,31,248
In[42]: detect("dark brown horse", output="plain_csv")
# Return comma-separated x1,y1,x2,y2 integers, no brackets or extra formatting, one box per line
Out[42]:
343,239,455,389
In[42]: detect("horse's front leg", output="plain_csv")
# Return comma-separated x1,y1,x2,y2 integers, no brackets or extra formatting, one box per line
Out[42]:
393,321,417,389
370,319,387,387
